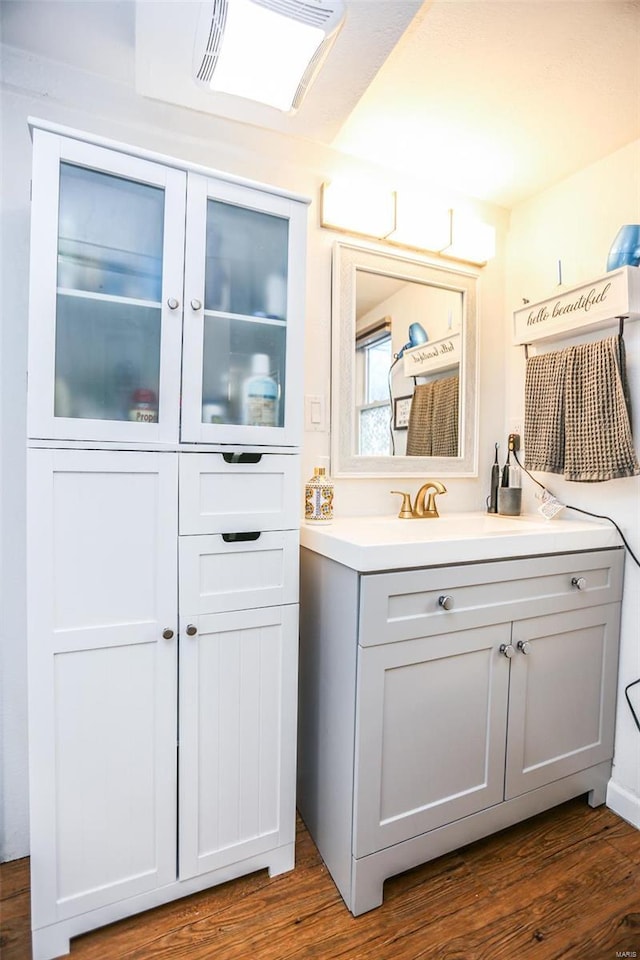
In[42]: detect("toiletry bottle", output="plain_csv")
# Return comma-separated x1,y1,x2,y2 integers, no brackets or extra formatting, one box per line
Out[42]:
488,443,499,513
305,467,334,523
242,354,279,427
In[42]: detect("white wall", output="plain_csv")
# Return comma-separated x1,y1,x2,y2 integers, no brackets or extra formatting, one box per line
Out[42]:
506,140,640,825
0,44,507,860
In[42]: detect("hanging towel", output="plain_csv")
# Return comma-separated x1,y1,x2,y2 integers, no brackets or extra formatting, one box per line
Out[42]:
406,382,434,456
524,348,569,474
525,335,639,481
564,335,639,481
431,375,459,457
406,376,459,457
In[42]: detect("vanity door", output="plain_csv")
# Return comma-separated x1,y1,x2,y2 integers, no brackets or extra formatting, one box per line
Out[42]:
353,622,511,858
505,604,621,798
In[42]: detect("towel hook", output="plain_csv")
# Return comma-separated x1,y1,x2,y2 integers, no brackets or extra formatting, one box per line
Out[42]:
618,316,625,339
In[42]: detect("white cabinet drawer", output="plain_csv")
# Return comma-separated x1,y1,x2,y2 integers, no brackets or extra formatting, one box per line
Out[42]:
179,530,299,615
359,549,624,646
179,452,300,535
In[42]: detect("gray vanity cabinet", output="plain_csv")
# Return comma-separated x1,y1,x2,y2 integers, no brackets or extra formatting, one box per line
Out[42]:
297,546,623,917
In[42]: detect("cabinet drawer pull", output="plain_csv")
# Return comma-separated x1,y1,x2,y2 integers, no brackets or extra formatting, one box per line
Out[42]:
438,595,454,610
190,298,202,311
222,452,263,464
499,643,515,658
186,624,198,637
222,531,261,543
517,640,532,655
162,627,175,640
571,576,587,590
167,297,180,310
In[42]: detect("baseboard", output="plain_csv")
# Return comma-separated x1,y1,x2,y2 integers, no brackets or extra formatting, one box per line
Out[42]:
607,779,640,829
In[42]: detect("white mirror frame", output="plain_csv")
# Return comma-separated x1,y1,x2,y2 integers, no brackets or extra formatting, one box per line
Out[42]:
331,241,479,478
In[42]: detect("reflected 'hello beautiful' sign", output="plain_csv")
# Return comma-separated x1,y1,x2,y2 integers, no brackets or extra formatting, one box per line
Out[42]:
403,331,461,376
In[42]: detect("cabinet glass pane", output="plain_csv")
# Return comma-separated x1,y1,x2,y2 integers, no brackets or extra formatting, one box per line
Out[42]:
201,199,289,427
54,164,164,422
55,294,161,422
57,164,164,300
202,317,285,427
204,201,289,319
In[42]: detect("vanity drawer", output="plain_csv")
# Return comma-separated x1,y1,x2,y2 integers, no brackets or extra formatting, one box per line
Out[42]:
358,549,623,646
179,530,299,615
179,452,299,535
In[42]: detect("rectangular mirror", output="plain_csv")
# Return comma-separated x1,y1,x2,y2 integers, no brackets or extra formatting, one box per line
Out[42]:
331,243,478,477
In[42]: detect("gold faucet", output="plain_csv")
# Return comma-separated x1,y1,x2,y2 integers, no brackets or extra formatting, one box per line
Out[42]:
391,480,447,519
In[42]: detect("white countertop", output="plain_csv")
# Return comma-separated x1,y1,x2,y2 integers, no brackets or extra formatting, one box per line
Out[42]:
300,512,620,572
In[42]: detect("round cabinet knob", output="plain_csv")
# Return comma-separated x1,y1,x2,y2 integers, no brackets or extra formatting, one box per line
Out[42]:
162,628,174,640
185,624,198,637
499,643,515,659
190,298,202,311
571,576,587,591
438,595,454,610
517,640,532,655
167,297,180,310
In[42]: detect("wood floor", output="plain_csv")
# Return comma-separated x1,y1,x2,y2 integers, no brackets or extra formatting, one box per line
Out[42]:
2,798,640,960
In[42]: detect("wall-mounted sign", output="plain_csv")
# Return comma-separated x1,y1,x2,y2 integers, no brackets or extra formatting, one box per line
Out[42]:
403,331,461,377
513,265,640,345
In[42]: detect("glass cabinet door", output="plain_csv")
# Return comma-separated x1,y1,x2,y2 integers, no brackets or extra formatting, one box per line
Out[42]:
27,133,186,443
181,175,307,445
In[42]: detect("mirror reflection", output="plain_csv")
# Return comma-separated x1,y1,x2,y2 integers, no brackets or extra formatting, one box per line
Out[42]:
331,243,478,477
355,269,463,457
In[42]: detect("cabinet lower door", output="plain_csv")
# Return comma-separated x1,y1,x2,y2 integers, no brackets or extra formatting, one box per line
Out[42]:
353,623,511,858
506,604,621,798
27,449,179,926
178,605,298,879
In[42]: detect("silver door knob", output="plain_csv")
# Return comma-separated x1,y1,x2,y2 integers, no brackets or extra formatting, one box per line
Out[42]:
186,624,197,636
167,297,180,310
438,595,454,610
571,577,587,590
499,643,515,658
190,298,202,311
162,628,174,640
517,640,532,655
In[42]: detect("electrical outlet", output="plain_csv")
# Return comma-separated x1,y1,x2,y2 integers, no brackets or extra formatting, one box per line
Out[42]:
508,433,520,452
509,419,523,440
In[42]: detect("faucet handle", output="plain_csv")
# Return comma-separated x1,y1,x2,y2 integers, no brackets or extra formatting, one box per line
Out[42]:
391,491,413,519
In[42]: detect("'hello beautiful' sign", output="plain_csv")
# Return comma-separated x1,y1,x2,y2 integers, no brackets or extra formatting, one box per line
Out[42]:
513,265,640,345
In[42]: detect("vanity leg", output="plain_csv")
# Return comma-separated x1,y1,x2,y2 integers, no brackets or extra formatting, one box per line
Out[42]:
350,859,385,917
587,762,611,807
587,782,607,807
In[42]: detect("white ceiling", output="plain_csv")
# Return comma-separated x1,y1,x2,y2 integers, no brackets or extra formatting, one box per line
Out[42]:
2,0,639,208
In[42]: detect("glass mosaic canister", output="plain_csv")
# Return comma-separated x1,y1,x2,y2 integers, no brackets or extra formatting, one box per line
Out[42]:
304,467,334,523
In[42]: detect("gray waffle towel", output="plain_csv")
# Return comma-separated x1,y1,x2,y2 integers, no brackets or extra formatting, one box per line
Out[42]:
406,376,459,457
525,335,639,481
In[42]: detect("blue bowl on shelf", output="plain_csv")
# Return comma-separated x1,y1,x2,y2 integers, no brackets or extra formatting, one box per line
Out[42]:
607,224,640,271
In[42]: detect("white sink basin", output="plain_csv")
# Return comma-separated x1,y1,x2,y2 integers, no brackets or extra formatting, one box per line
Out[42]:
300,511,619,571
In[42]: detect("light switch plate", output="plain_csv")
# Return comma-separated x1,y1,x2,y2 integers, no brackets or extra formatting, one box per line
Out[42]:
304,394,326,432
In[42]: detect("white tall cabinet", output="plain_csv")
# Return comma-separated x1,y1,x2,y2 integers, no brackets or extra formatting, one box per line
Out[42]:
26,120,308,960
